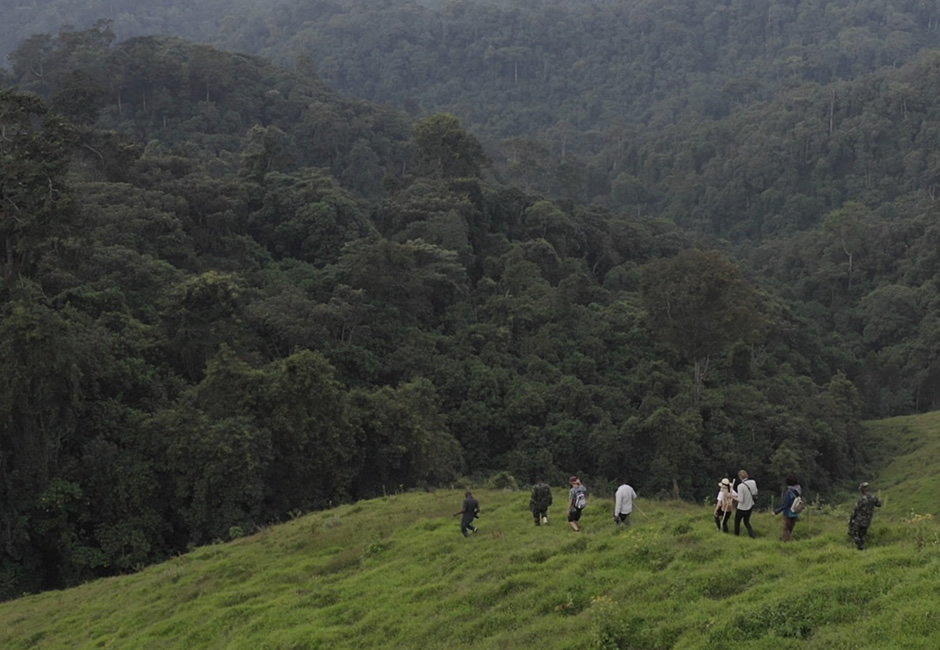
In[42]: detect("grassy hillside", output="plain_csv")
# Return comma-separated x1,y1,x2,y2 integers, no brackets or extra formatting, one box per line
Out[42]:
861,411,940,520
1,414,939,649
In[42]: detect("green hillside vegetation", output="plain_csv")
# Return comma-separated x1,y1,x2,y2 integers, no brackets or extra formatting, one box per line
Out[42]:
1,446,938,648
1,24,884,600
4,9,940,603
862,411,940,519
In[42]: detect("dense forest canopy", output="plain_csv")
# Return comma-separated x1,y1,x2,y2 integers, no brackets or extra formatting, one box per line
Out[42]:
1,0,939,599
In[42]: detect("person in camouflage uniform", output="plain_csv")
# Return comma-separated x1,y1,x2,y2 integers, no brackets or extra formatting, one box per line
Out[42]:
848,482,882,550
530,481,553,526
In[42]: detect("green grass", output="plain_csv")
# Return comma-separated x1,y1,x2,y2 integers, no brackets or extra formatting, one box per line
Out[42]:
2,412,940,649
862,411,940,519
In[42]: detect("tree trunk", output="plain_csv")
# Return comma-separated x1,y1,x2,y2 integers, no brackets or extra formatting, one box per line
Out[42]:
693,355,710,403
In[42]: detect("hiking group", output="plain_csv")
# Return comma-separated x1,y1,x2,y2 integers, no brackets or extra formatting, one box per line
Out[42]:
458,472,881,549
714,472,881,546
460,475,636,537
714,471,801,541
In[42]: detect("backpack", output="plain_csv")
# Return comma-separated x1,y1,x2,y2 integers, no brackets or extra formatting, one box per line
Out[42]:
574,489,587,510
790,494,805,514
532,484,552,507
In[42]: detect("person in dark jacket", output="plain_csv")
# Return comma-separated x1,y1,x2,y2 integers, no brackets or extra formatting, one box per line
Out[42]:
454,491,479,537
773,477,802,542
530,481,553,526
848,482,881,550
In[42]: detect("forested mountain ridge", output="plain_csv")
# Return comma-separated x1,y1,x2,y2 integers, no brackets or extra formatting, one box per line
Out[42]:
157,0,940,203
209,0,940,419
7,3,940,422
0,0,292,62
0,24,869,599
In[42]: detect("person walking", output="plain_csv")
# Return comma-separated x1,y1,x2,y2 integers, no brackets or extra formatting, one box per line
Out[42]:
567,476,588,532
613,479,637,526
454,490,479,537
733,469,758,538
848,482,882,550
530,480,553,526
773,477,802,542
714,478,736,532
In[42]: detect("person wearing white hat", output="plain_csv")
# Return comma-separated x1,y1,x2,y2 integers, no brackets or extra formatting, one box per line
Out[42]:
714,478,736,532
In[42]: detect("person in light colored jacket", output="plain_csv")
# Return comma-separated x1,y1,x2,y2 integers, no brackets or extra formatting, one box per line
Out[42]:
733,469,758,538
613,480,637,526
714,478,736,532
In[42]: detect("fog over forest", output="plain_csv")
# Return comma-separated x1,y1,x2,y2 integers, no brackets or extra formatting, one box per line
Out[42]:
3,0,940,599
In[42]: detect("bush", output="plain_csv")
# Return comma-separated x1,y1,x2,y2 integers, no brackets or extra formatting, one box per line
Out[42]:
486,471,519,490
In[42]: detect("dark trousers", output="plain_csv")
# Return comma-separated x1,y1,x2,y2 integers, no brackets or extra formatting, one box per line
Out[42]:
533,508,548,525
461,519,476,537
715,510,732,532
849,523,869,549
734,508,756,538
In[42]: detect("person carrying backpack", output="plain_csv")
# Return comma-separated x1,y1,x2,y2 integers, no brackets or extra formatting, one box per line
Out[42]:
733,469,758,538
773,477,803,542
567,476,588,532
530,481,553,526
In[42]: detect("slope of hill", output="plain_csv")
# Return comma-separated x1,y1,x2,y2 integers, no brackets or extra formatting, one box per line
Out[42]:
862,410,940,519
1,420,938,650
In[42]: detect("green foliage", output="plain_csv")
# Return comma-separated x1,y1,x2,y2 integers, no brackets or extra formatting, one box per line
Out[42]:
412,113,487,179
640,249,761,364
0,89,76,288
0,13,923,599
485,471,519,491
861,411,940,519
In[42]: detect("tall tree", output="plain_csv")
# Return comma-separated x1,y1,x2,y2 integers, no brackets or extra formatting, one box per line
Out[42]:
639,249,762,401
412,113,487,179
0,89,76,291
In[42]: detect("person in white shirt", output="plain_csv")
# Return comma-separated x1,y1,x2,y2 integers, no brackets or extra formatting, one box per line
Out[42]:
714,478,736,532
613,480,637,526
733,469,758,538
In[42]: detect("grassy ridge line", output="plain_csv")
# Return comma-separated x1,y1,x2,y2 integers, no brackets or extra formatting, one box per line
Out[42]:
861,411,940,519
1,486,939,649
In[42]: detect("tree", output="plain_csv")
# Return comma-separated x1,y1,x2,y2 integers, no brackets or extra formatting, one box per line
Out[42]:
639,249,762,401
0,89,76,291
159,271,250,381
248,168,372,266
263,350,356,512
0,287,88,595
412,113,487,179
335,238,468,326
348,378,463,497
823,201,872,294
